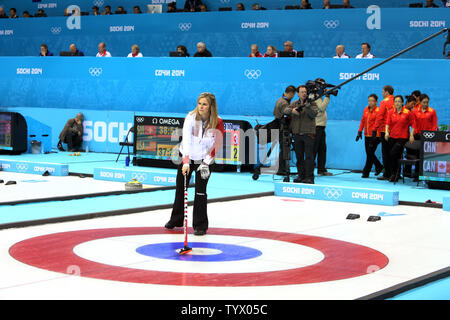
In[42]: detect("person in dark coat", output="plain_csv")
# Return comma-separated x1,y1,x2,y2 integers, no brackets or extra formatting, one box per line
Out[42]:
58,113,84,151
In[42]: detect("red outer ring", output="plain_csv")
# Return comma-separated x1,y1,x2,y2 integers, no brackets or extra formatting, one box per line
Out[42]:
9,227,388,286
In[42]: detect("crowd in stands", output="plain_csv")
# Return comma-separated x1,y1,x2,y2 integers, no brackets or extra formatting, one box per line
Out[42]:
0,0,447,18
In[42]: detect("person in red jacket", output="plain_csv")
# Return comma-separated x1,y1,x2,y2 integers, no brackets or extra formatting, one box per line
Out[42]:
249,44,263,57
356,94,383,178
165,92,225,236
384,95,416,182
414,94,438,135
374,85,395,180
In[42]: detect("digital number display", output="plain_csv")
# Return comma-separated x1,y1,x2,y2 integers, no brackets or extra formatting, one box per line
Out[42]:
0,113,12,149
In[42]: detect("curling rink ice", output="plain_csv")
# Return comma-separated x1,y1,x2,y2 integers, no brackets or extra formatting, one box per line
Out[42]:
0,193,449,300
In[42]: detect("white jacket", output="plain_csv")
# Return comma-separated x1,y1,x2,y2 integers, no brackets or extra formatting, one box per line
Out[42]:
180,113,224,165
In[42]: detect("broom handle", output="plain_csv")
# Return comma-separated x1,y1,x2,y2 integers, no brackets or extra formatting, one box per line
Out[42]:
184,173,188,247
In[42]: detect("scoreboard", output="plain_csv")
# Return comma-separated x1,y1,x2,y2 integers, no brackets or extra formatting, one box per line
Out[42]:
0,113,12,150
421,130,450,183
133,115,252,167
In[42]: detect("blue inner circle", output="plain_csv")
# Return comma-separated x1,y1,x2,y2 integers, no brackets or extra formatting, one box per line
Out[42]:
136,242,262,262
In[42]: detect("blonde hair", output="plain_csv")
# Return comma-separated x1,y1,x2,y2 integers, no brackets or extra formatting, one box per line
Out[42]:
190,92,219,129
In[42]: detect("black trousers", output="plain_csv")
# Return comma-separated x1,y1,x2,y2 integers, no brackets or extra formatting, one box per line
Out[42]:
169,162,210,231
313,126,327,173
294,133,315,181
380,132,391,177
63,132,83,151
363,136,383,176
386,138,408,179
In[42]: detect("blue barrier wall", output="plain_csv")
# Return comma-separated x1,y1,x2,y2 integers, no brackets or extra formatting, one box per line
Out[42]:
0,0,421,17
0,57,448,170
0,9,448,59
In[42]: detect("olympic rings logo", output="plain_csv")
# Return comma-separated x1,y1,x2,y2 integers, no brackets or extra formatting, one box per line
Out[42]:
50,27,61,34
422,132,435,139
92,0,104,7
132,173,147,182
16,163,29,172
323,20,340,29
178,23,192,31
244,69,262,80
88,67,103,77
323,187,343,200
135,117,145,123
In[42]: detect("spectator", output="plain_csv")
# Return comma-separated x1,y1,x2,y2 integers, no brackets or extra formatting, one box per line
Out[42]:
92,6,100,16
249,44,263,57
96,42,112,57
334,45,350,58
177,45,190,57
102,5,113,15
264,45,278,57
39,44,53,56
57,113,84,152
9,8,19,18
184,0,203,12
69,43,84,56
443,0,450,8
34,9,48,17
300,0,312,9
252,3,261,10
0,7,7,18
283,40,297,56
115,6,127,14
63,8,71,16
23,11,33,18
323,0,331,9
425,0,439,7
342,0,354,8
194,42,212,57
355,42,375,59
133,6,142,14
167,2,177,12
199,4,208,12
127,44,143,57
236,3,245,10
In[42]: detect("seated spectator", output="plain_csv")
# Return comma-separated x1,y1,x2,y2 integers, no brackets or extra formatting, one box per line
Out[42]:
69,43,84,56
236,3,245,10
184,0,203,12
39,44,53,56
127,45,143,57
96,42,112,57
199,4,208,12
102,5,113,15
177,45,190,56
283,40,297,55
264,45,278,57
92,6,100,16
323,0,331,9
300,0,312,9
57,113,84,152
34,9,48,17
442,0,450,8
133,6,142,14
252,3,261,10
425,0,440,7
249,44,263,57
23,11,33,18
194,42,212,57
63,8,71,16
9,8,19,18
355,43,375,59
167,2,177,12
115,6,127,14
0,7,7,18
334,45,350,58
342,0,354,8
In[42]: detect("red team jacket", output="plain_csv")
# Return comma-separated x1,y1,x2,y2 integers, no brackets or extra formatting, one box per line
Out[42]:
413,106,438,134
386,107,416,139
358,106,381,137
374,95,395,133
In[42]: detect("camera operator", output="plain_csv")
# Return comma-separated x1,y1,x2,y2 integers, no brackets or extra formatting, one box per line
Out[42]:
273,85,296,175
284,85,318,184
313,78,332,176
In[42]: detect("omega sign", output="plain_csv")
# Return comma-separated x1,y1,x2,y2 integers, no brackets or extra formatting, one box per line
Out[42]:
151,117,180,126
